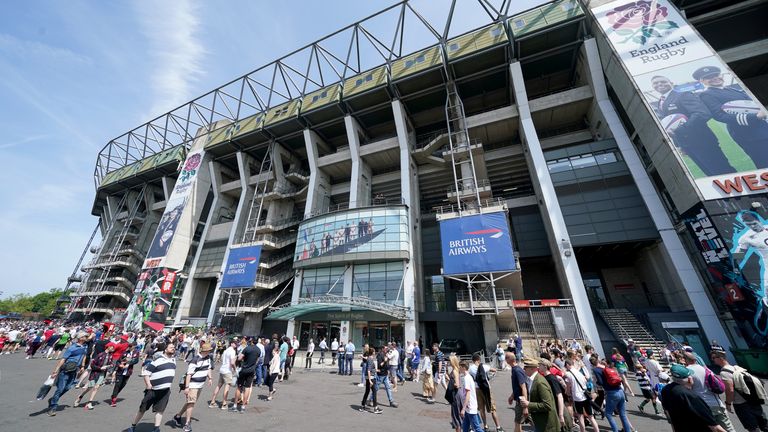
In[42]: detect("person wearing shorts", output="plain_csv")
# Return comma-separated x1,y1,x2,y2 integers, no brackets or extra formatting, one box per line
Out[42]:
127,343,176,432
74,344,114,410
231,338,260,413
209,339,237,410
566,360,598,432
173,343,213,432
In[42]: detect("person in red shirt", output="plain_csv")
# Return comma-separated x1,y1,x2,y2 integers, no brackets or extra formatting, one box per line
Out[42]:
106,334,130,383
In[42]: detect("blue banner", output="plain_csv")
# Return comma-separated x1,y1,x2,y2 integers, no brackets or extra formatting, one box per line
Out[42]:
439,212,516,275
220,245,262,289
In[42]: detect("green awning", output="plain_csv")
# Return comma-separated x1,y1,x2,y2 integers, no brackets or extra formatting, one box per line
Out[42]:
266,296,409,320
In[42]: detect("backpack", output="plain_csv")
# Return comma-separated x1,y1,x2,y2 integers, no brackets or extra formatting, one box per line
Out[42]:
704,367,725,394
727,366,766,404
604,367,622,387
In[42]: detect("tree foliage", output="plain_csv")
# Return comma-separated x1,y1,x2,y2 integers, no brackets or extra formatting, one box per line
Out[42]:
0,289,67,317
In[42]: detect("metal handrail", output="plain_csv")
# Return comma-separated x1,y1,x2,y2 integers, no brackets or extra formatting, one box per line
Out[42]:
303,199,407,220
413,129,448,150
432,197,506,216
446,178,491,194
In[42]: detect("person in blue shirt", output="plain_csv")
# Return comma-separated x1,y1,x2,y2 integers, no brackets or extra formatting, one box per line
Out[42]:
345,341,356,376
47,332,89,416
411,342,421,382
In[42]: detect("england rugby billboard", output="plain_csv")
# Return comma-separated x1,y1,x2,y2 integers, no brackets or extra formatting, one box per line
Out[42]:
593,0,768,201
439,211,517,275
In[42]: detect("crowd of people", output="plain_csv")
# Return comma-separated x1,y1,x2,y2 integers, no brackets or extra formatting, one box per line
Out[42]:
1,319,766,432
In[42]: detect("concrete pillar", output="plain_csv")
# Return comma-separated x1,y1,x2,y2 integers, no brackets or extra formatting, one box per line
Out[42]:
174,159,221,323
392,99,420,344
345,116,372,208
206,151,253,325
266,144,296,223
482,315,500,355
581,38,733,359
303,129,331,217
510,61,603,357
161,176,174,201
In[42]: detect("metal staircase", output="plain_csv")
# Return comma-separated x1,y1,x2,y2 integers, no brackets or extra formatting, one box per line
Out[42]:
80,185,148,316
243,144,274,242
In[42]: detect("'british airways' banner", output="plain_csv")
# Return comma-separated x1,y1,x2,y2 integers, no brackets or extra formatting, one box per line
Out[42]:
220,245,262,289
439,212,516,275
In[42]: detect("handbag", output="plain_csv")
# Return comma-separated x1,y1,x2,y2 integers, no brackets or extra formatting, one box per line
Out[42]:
569,371,592,401
36,376,55,400
62,361,80,373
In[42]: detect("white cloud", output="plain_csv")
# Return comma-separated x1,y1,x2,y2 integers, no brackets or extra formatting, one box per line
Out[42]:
136,0,206,117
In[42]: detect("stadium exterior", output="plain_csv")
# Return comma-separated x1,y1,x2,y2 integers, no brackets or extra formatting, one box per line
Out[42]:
67,0,768,362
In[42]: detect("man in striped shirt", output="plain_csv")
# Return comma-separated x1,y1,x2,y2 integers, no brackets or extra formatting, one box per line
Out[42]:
128,342,176,432
173,343,213,432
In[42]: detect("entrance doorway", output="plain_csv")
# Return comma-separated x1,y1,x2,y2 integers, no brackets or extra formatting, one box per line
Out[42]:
583,273,609,310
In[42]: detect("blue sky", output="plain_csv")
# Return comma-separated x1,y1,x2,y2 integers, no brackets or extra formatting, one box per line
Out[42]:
0,0,544,298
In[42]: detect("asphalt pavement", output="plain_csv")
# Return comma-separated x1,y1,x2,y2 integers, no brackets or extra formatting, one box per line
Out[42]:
0,352,759,432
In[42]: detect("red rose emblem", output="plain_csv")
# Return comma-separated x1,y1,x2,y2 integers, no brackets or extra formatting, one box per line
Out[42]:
184,153,202,171
607,1,668,30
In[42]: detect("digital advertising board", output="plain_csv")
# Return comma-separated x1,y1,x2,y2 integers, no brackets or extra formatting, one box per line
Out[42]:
220,245,262,289
439,211,517,275
593,0,768,201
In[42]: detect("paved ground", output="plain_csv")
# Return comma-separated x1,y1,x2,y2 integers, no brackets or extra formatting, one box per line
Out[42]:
0,353,760,432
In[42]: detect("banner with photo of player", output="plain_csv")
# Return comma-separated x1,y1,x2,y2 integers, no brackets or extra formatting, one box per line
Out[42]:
123,268,178,332
593,0,768,201
683,199,768,349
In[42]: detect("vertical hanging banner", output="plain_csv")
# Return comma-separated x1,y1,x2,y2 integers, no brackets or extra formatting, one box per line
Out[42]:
125,133,212,332
439,211,517,275
683,199,768,349
592,0,768,201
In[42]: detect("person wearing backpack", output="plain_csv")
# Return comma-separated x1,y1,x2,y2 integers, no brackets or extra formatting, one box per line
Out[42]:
602,359,634,432
683,352,736,432
711,351,767,432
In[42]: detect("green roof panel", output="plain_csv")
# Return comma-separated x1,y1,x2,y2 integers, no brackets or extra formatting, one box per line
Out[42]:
342,66,388,98
509,0,583,38
301,84,341,113
263,99,301,127
390,45,443,81
446,22,508,60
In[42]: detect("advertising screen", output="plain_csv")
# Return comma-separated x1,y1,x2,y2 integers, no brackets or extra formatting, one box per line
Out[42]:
439,211,516,275
593,0,768,201
294,207,409,262
220,245,262,289
123,267,177,332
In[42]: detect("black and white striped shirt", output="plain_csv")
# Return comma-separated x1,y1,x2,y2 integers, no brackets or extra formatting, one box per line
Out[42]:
143,354,177,390
186,354,212,389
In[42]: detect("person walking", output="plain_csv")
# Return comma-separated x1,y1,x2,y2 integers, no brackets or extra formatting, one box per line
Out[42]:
209,339,236,409
374,346,398,407
411,341,421,383
635,363,660,415
305,338,315,369
344,340,355,376
460,360,484,432
265,344,280,401
565,359,599,432
255,337,265,387
330,338,339,365
46,332,89,416
173,343,213,432
279,337,289,381
602,359,635,432
505,352,529,432
446,354,463,432
420,347,435,402
338,340,346,375
471,353,504,432
127,342,176,432
290,335,300,369
610,347,634,397
74,344,115,410
539,358,573,431
359,348,382,414
231,338,260,413
318,337,327,365
519,358,559,432
662,363,727,432
711,350,768,432
110,346,140,407
683,351,736,432
387,342,400,391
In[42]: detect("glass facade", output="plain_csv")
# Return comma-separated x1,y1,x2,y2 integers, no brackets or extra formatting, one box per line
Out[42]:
424,275,447,312
294,206,409,262
300,266,345,298
352,262,405,305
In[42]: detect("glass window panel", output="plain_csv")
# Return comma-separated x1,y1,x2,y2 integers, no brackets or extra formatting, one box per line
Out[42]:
595,152,618,164
570,154,597,169
547,160,571,173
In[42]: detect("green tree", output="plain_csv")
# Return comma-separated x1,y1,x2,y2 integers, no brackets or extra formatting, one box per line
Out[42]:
0,288,67,316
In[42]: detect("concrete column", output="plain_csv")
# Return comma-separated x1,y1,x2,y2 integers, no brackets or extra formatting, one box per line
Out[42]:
510,62,603,357
482,315,500,355
303,129,331,217
266,144,296,223
582,38,732,358
392,99,420,344
161,176,174,201
174,160,222,323
345,116,372,208
205,151,253,325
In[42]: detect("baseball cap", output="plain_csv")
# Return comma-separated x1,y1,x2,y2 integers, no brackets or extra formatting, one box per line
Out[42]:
693,66,720,80
658,372,670,381
683,345,694,353
670,363,693,379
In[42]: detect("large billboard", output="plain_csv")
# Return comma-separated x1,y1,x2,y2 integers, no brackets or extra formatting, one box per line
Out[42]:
123,268,178,332
683,199,768,349
439,211,516,275
294,207,409,262
593,0,768,201
220,245,262,289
